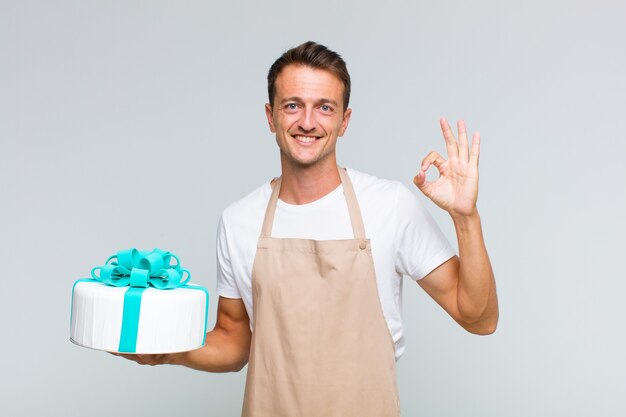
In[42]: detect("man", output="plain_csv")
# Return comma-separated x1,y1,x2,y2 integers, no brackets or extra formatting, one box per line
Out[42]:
122,41,498,416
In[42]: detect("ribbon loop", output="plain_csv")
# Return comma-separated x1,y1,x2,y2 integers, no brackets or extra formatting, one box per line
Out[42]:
151,268,181,290
130,268,150,288
179,269,191,286
138,252,164,274
116,248,142,269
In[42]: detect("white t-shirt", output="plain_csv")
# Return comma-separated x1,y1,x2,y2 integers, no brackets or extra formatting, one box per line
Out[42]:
216,168,455,360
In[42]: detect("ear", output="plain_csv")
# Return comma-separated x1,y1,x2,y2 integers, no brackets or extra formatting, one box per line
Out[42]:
338,108,352,137
265,103,276,133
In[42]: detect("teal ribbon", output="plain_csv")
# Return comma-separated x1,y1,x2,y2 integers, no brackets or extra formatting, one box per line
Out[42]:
85,248,207,353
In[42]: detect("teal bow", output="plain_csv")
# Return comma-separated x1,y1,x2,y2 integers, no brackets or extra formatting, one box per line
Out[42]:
91,248,190,289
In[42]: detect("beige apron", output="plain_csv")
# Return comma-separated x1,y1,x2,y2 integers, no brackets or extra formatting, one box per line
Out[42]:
242,167,401,417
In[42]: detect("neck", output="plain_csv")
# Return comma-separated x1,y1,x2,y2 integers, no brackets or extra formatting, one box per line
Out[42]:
277,156,341,205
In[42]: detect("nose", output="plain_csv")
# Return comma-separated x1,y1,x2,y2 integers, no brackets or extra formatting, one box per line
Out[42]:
298,107,316,132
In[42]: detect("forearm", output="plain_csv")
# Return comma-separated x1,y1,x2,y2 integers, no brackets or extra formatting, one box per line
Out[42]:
172,326,250,373
451,210,498,333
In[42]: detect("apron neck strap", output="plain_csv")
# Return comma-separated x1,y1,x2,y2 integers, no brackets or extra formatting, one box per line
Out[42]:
338,166,367,240
260,166,367,240
260,176,282,238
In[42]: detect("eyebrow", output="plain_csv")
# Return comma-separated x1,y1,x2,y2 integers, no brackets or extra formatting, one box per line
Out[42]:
280,97,339,107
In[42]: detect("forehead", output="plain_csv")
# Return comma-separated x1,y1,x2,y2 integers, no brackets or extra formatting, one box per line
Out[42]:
274,65,344,103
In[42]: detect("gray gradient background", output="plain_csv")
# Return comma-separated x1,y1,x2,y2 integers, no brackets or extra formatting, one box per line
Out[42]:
1,1,625,416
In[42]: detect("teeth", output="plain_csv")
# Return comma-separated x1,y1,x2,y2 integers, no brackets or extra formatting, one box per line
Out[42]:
295,135,317,143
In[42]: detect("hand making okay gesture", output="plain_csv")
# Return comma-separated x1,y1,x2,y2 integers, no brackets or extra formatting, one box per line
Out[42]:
413,118,480,217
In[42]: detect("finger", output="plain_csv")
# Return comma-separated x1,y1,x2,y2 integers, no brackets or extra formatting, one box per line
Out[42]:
413,170,432,195
115,353,131,359
137,354,168,366
457,119,469,161
413,170,426,187
440,117,458,159
114,353,139,363
135,354,158,365
470,132,480,165
415,151,446,193
140,355,156,366
114,352,148,365
421,150,447,172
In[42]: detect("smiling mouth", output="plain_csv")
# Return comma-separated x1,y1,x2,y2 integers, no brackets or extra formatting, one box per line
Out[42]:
293,135,320,144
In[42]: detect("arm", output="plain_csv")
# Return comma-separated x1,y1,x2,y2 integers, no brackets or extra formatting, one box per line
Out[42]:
413,118,498,335
116,296,251,371
418,218,497,334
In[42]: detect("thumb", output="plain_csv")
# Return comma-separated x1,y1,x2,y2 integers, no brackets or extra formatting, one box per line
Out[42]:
413,170,429,193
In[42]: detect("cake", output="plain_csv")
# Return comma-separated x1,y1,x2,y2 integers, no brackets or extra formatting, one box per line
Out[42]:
70,249,209,354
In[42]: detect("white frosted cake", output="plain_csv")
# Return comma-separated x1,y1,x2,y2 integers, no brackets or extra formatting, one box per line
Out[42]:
70,280,209,354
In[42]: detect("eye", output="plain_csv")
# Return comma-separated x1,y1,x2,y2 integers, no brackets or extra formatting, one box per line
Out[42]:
284,103,299,111
320,104,333,112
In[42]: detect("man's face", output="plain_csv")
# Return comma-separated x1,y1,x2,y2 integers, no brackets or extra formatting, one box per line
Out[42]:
265,65,352,169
